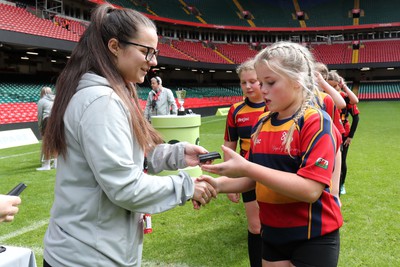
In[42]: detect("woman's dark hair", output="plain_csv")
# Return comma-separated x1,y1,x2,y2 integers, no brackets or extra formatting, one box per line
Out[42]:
44,3,162,158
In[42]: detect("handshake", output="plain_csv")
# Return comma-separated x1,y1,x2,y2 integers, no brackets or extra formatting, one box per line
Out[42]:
191,175,218,210
185,144,253,210
184,143,252,210
183,146,222,210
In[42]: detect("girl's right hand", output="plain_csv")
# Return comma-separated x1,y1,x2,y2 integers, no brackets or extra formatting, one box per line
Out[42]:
201,145,249,178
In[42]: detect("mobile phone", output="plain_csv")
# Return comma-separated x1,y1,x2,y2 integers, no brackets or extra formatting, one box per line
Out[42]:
198,152,221,163
7,183,27,196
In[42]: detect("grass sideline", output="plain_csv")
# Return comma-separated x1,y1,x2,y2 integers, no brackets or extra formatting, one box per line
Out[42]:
0,101,399,267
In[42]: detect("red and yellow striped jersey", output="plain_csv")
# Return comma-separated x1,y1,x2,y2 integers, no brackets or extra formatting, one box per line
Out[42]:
249,107,343,244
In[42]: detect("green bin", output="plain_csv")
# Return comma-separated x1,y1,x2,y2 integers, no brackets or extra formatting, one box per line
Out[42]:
151,114,202,177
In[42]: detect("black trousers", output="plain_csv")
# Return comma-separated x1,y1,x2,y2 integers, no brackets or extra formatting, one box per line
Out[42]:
340,142,349,187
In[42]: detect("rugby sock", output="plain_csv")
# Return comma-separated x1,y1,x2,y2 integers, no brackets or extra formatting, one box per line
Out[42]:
248,230,262,267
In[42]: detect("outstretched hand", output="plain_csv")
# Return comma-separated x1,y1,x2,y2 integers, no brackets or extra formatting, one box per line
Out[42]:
201,145,249,178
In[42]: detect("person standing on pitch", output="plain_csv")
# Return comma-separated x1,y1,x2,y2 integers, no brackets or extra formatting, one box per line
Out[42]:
144,76,177,122
327,71,360,195
201,42,343,267
42,4,216,267
37,86,56,171
224,58,266,267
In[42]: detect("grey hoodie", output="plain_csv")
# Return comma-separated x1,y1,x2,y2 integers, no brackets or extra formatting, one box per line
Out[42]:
43,73,194,267
37,93,55,128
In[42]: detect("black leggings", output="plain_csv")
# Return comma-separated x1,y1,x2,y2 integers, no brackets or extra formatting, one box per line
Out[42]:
43,259,52,267
341,142,349,187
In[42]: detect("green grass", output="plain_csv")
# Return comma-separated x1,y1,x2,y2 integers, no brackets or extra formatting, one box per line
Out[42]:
0,101,399,267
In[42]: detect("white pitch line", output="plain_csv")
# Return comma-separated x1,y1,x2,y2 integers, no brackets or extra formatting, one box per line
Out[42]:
0,151,38,160
0,219,48,243
142,261,190,267
201,117,226,125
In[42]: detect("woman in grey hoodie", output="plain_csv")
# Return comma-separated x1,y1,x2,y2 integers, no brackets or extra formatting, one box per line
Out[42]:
37,86,55,170
41,4,216,267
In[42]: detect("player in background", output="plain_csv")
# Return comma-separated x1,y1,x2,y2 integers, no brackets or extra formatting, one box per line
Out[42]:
224,59,266,267
327,71,360,195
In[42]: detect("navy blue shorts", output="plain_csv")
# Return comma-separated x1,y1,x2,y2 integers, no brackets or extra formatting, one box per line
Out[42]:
262,230,340,267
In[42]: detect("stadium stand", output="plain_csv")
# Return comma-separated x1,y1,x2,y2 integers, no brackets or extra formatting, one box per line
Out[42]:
358,81,400,100
214,43,258,64
171,40,230,64
239,0,299,28
311,42,353,64
1,0,400,127
0,2,80,41
297,0,354,27
0,80,244,124
0,102,37,124
358,0,400,24
157,42,196,61
358,40,400,63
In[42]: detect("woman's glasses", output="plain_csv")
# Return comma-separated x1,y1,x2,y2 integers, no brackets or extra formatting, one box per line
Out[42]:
119,40,159,62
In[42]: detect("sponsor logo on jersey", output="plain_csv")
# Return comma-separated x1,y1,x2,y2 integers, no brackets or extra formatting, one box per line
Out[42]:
237,117,250,123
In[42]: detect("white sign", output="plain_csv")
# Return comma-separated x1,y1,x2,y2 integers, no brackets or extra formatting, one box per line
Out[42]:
0,128,39,149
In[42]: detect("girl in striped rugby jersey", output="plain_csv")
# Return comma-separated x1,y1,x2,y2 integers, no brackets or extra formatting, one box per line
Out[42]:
201,42,343,267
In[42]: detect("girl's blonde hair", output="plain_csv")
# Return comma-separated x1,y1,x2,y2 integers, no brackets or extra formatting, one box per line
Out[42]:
327,70,341,83
40,86,53,98
252,41,317,156
236,58,256,76
315,62,329,80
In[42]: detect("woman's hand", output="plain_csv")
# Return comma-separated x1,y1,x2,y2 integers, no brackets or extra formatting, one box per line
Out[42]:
184,143,208,167
201,145,249,178
191,177,217,210
0,195,21,223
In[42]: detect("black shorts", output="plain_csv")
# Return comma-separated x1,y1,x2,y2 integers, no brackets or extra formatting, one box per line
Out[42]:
242,189,256,203
262,230,340,267
40,117,49,136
